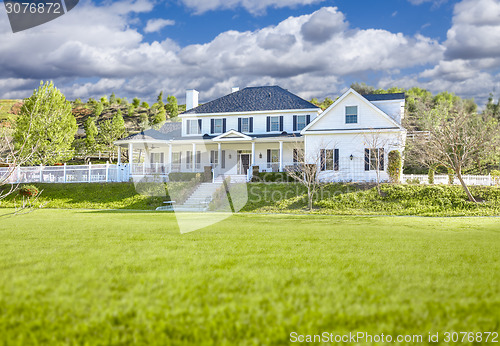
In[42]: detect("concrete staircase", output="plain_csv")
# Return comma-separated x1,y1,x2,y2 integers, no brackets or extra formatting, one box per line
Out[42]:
173,181,223,212
213,174,248,183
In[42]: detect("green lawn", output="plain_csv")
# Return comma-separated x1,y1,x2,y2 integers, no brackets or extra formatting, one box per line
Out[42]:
0,210,499,345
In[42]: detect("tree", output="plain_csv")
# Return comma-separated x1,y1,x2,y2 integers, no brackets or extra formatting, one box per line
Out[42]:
484,93,500,120
132,97,141,108
109,92,116,105
14,81,77,165
97,111,127,160
165,95,178,118
84,117,99,156
140,101,149,109
412,101,499,202
94,102,104,117
351,82,375,95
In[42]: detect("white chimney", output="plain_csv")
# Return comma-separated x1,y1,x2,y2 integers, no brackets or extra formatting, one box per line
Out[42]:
186,89,199,111
232,87,239,93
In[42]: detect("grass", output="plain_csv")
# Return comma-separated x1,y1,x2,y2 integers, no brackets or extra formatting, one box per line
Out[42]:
0,210,498,345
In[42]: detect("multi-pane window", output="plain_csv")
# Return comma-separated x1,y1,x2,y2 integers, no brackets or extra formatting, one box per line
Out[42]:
150,153,164,163
267,149,279,170
187,119,201,135
270,116,280,131
210,150,219,166
293,149,304,163
345,106,358,124
213,119,223,133
296,115,307,131
241,118,249,132
320,149,339,171
365,148,385,171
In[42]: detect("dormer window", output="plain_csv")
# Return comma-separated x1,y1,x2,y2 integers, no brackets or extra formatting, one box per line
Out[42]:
345,106,358,124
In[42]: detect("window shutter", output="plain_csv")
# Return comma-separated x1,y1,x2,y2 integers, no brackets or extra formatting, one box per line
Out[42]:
293,115,297,131
379,148,385,171
198,119,202,134
334,149,339,171
364,149,370,171
293,149,297,163
238,118,242,132
221,150,226,169
279,116,284,132
249,117,253,132
320,149,326,171
186,120,190,135
306,114,310,126
179,152,182,164
223,119,226,133
210,119,214,134
196,151,201,164
160,153,164,164
266,116,270,132
267,149,271,163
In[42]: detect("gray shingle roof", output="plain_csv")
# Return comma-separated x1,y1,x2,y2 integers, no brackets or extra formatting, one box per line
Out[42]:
122,122,182,141
182,86,319,114
362,93,405,101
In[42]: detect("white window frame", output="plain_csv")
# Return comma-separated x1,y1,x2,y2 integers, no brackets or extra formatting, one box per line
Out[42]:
296,115,307,131
241,118,250,133
213,119,223,134
187,119,201,135
270,116,280,132
345,106,358,124
210,150,219,167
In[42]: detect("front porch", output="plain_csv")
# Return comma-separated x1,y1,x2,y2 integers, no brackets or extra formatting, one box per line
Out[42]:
118,137,301,182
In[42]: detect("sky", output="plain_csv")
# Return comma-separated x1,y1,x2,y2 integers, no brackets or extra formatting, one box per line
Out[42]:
0,0,500,106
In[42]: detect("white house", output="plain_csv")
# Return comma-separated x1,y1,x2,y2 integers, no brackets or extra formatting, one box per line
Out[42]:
115,86,406,182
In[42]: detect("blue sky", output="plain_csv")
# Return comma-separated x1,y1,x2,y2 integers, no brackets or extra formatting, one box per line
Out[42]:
1,0,499,106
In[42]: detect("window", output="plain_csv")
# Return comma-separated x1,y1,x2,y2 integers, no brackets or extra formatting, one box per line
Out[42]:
241,118,249,132
186,119,201,135
345,106,358,124
210,150,218,166
186,151,192,169
365,148,385,171
267,149,279,170
296,115,307,131
150,153,164,163
267,116,283,132
213,119,223,134
293,149,304,163
172,152,181,171
320,149,339,171
270,117,280,131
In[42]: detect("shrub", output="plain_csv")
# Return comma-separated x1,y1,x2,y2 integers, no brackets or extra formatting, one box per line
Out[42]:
252,172,297,183
18,185,39,198
491,170,500,185
405,177,420,185
387,150,402,183
428,168,435,184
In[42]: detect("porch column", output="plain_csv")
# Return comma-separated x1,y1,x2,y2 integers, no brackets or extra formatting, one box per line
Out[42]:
218,142,222,173
117,146,121,182
251,141,255,166
168,143,173,173
279,141,283,172
128,143,133,176
117,146,121,165
192,142,196,172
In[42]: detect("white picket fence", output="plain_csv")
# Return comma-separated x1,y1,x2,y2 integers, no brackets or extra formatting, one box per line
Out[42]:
402,174,498,186
0,163,130,184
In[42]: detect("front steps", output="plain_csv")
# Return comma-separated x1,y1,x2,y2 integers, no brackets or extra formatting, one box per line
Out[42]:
173,181,223,212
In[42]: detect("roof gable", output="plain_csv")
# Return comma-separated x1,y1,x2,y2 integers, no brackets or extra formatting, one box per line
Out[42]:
182,86,319,115
213,130,252,141
302,88,404,133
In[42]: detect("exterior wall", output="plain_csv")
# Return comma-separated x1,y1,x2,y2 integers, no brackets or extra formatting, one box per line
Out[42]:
305,131,405,182
308,93,398,131
182,110,318,137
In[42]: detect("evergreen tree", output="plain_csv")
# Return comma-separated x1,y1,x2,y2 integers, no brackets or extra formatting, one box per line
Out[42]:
132,97,141,108
165,95,178,118
14,81,77,165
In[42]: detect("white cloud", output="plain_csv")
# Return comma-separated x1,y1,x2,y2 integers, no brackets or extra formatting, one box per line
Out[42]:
144,18,175,33
179,0,326,15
